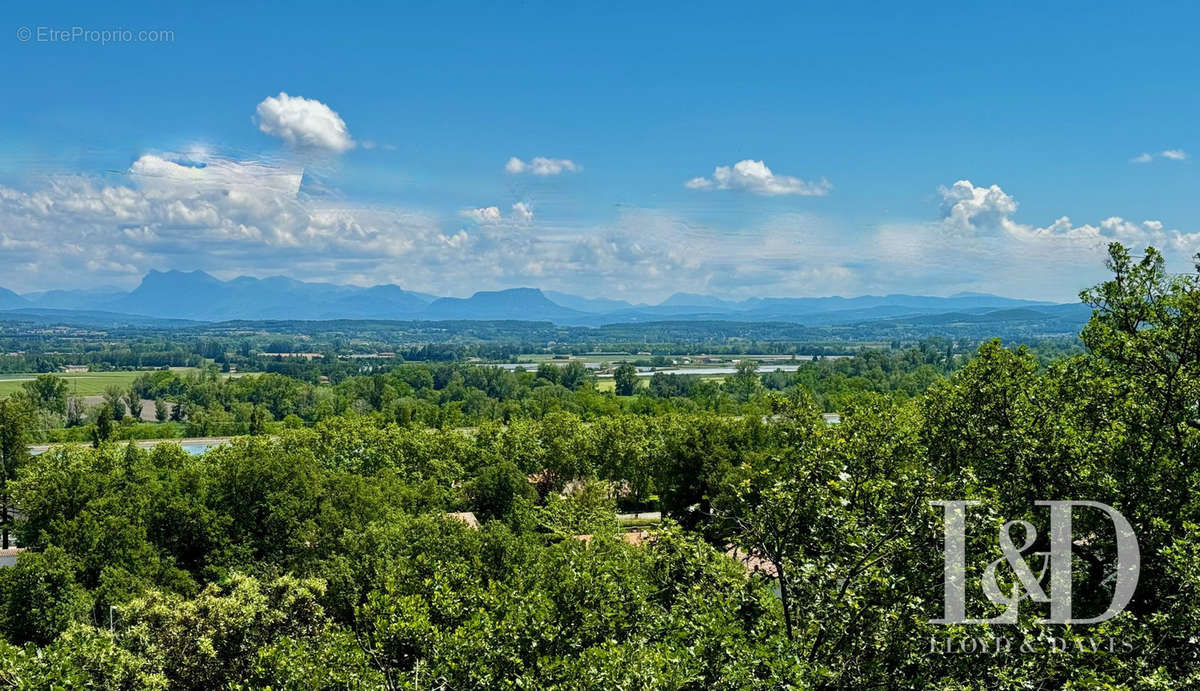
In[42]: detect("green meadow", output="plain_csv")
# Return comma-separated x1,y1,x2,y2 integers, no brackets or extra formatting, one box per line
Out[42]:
0,371,165,398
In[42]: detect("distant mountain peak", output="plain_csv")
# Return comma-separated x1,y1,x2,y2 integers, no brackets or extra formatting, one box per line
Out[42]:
659,292,736,309
0,271,1068,326
0,286,28,310
426,287,581,321
544,291,638,313
148,268,216,278
474,287,542,297
141,269,221,285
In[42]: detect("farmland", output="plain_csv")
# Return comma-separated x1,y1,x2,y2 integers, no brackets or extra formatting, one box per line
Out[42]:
0,371,147,397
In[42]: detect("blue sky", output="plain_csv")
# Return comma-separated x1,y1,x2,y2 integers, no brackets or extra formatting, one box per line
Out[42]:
2,1,1199,301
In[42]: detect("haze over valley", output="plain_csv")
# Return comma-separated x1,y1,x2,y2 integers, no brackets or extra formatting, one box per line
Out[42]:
0,269,1089,330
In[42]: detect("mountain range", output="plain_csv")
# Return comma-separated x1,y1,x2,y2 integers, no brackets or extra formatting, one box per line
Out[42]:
0,270,1089,328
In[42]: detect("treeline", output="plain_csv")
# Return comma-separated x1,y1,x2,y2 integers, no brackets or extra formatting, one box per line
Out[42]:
10,344,971,443
0,348,202,374
0,310,1085,375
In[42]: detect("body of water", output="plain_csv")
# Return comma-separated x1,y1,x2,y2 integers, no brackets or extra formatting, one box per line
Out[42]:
29,438,229,456
180,441,223,455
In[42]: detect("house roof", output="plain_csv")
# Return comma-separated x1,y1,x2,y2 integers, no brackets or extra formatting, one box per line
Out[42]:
725,545,779,578
444,511,480,529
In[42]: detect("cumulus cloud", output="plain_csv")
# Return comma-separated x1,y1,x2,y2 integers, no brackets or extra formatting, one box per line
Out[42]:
685,159,831,196
459,202,534,224
637,180,1199,301
902,179,1200,297
0,150,438,291
505,156,580,175
255,93,355,153
460,206,502,223
511,201,534,222
3,137,1198,302
938,180,1017,232
1131,149,1188,163
438,229,469,248
0,154,837,299
935,179,1197,247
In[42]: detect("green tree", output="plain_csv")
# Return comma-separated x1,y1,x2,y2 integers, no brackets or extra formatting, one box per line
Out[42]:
613,363,638,396
535,362,561,385
0,397,33,549
534,479,619,538
118,573,327,690
154,398,169,423
103,386,127,420
723,359,761,401
249,405,268,435
558,361,591,391
92,404,114,447
21,374,69,415
0,624,163,689
204,439,324,568
66,396,85,427
0,546,90,645
126,386,143,420
468,460,536,524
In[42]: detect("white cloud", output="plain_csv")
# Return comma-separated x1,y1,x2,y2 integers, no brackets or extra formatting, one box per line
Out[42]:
505,157,526,174
459,202,534,224
505,156,580,175
130,153,303,198
255,93,355,153
1131,149,1187,163
0,150,440,291
3,139,1198,303
511,201,534,222
938,180,1018,232
460,206,502,223
911,179,1200,297
0,156,839,299
935,179,1190,245
685,159,831,196
438,229,469,248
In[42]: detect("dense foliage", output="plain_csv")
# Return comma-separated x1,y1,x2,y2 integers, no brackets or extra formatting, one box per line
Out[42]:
14,342,973,444
0,243,1195,688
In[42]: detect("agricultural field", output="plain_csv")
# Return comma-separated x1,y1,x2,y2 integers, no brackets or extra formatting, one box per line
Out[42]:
595,375,725,393
0,369,196,398
511,353,632,365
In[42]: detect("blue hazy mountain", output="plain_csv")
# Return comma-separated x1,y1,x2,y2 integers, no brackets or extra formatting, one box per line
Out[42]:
542,291,640,314
2,271,1085,329
425,288,584,321
24,287,125,310
89,270,434,321
658,293,740,310
0,286,29,310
